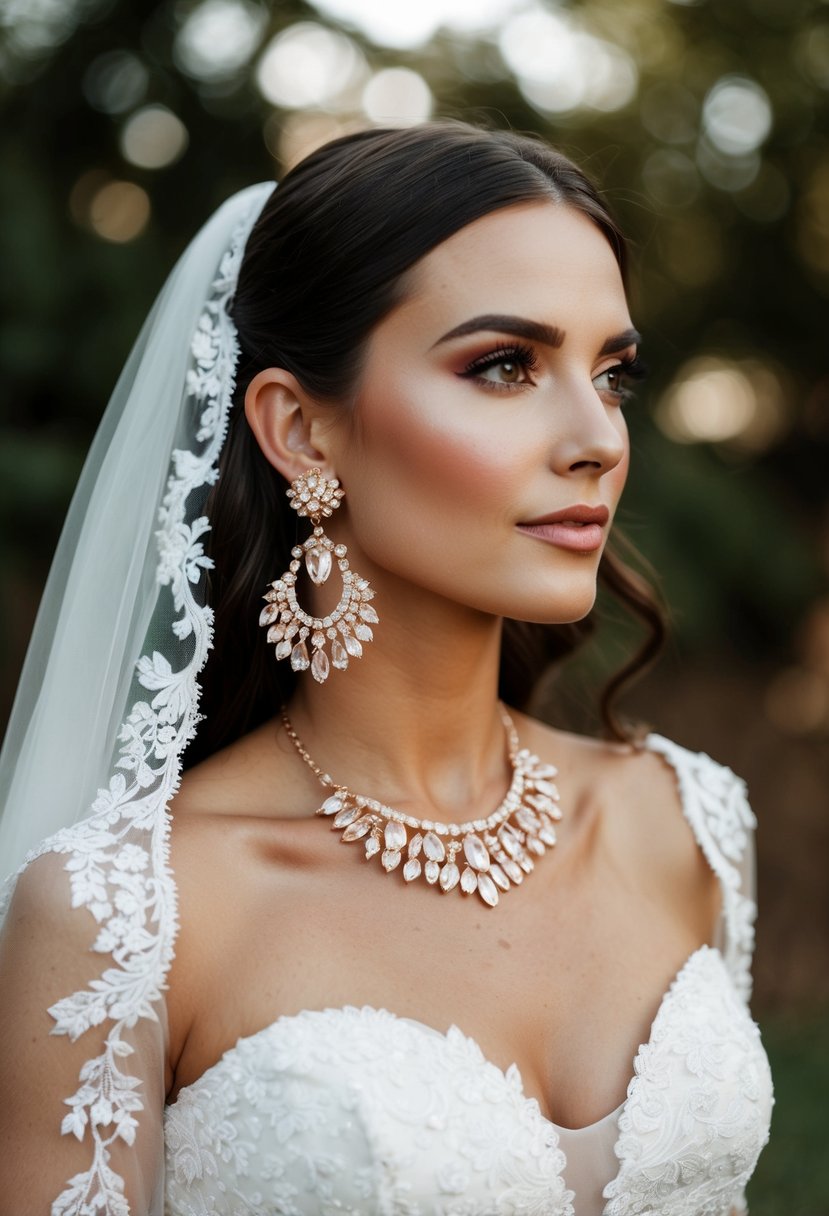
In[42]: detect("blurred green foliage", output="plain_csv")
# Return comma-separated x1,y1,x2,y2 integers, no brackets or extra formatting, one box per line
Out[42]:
1,0,826,693
748,1011,829,1215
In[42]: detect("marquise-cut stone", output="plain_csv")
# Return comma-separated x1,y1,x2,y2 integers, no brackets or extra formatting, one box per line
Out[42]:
306,546,332,585
499,828,521,857
343,633,363,658
518,853,534,873
502,858,523,884
516,808,539,833
342,816,372,841
259,603,278,626
267,624,284,643
320,795,343,815
526,837,545,856
365,835,381,858
463,834,490,873
359,604,379,623
408,833,423,858
331,640,349,670
439,863,460,892
539,825,557,846
333,805,361,829
490,863,510,891
460,867,478,894
423,832,445,862
381,848,402,872
477,873,499,907
311,647,330,684
384,821,407,851
533,779,559,799
354,623,373,642
290,641,310,671
403,858,422,882
424,859,440,884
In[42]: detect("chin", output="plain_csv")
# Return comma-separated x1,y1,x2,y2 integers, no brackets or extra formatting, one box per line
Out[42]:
507,586,598,627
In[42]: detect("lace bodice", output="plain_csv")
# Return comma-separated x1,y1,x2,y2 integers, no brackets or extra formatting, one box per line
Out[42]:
163,736,774,1216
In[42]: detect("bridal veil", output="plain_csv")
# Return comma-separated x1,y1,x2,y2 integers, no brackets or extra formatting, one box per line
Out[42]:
0,181,274,1214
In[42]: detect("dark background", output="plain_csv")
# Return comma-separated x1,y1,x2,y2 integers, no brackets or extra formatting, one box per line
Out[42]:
1,0,827,1207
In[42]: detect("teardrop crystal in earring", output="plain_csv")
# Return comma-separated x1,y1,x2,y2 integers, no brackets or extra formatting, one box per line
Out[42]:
259,468,378,684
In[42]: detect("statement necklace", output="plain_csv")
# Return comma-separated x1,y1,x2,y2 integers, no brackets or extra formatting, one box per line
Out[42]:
280,705,562,908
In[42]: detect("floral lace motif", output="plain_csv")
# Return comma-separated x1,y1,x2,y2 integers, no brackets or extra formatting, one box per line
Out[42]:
644,735,758,1004
7,195,266,1216
164,1007,574,1216
603,948,773,1216
163,942,773,1216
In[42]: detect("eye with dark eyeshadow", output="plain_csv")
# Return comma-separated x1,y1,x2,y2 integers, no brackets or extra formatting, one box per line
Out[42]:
458,342,540,390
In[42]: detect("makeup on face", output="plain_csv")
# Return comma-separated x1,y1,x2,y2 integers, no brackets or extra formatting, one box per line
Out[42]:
330,202,639,625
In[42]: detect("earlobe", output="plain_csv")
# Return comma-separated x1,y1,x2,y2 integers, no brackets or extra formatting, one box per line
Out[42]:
243,367,333,482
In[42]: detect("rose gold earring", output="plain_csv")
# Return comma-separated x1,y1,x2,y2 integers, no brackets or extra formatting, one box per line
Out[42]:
259,468,378,684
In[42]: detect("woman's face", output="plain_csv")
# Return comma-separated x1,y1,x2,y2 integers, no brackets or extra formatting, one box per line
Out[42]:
330,201,637,625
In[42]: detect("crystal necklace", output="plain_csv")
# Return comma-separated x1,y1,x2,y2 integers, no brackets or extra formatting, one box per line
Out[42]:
280,704,562,908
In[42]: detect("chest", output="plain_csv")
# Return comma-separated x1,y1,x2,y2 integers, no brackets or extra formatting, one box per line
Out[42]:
164,950,774,1216
170,824,712,1129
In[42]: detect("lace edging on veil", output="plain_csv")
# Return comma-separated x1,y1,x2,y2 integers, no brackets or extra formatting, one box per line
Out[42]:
0,193,265,1216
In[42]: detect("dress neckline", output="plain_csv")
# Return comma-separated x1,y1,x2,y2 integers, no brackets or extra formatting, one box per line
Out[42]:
167,942,719,1135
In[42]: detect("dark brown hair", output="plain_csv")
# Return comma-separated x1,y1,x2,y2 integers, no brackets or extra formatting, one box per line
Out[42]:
186,121,665,768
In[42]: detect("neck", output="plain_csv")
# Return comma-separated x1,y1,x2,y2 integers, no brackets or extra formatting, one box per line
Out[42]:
285,575,511,821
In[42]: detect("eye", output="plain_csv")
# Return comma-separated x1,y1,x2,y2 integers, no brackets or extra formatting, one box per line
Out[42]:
593,354,646,404
459,343,539,391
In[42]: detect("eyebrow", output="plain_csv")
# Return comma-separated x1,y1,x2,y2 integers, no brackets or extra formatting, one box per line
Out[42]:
431,313,641,356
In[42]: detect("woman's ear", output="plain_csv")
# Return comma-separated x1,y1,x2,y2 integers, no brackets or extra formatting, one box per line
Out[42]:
244,368,335,483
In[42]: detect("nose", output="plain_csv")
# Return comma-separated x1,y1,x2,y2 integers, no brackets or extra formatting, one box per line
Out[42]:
549,379,627,477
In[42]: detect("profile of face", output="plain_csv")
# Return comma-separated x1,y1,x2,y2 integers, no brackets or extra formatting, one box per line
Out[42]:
249,200,637,629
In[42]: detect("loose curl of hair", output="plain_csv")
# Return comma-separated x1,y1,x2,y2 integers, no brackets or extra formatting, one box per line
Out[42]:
186,121,666,768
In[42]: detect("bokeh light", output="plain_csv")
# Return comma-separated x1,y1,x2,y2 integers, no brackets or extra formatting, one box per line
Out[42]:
256,22,365,109
362,68,432,125
702,76,773,156
310,0,520,49
120,105,188,170
174,0,266,82
642,149,700,208
269,112,358,170
498,7,637,115
87,181,151,243
83,51,149,115
656,356,789,451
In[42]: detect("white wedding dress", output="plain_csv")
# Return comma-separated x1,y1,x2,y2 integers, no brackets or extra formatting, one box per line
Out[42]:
163,735,774,1216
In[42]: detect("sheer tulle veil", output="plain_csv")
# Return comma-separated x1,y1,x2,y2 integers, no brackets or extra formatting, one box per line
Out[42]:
0,181,274,1213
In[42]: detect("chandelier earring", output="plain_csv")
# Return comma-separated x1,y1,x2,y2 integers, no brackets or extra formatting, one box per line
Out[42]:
259,468,378,684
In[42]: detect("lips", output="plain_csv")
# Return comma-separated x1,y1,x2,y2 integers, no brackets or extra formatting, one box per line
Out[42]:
516,504,609,553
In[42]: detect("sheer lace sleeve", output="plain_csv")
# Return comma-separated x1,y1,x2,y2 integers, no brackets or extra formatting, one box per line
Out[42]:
645,735,758,1004
0,853,166,1215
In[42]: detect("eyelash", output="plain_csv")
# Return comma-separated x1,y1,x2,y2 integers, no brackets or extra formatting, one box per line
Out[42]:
459,343,647,404
602,354,647,404
459,343,539,391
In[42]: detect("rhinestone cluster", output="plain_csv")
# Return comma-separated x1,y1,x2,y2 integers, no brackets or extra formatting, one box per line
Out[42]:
260,468,378,683
281,707,561,908
286,469,344,520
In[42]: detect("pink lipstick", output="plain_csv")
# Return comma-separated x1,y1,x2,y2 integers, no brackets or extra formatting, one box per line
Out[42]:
516,505,609,553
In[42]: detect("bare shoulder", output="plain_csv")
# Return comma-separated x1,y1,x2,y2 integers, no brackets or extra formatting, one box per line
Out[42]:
515,712,722,935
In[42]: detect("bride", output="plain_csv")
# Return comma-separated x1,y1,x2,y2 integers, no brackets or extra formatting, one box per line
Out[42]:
0,122,772,1215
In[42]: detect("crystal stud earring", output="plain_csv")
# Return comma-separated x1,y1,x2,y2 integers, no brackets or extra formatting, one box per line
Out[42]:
259,468,378,684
